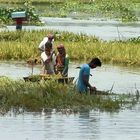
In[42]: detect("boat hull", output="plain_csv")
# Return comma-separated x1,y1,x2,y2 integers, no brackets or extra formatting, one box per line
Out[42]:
23,75,74,84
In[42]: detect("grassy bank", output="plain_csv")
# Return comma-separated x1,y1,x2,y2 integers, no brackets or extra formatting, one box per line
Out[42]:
0,77,139,114
0,30,140,66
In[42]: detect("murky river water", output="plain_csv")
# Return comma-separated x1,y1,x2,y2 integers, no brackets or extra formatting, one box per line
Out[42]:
0,105,140,140
0,61,140,94
1,17,140,41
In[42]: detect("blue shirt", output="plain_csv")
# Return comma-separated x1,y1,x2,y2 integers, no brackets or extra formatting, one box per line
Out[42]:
76,64,90,93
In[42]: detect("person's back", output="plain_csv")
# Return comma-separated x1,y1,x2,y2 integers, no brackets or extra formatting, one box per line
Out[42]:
76,64,90,93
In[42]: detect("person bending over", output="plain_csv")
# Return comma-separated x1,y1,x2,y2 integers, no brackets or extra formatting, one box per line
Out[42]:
76,57,102,94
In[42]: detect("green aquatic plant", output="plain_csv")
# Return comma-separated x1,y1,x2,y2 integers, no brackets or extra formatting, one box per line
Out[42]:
94,0,138,22
0,0,139,22
127,36,140,44
0,77,139,114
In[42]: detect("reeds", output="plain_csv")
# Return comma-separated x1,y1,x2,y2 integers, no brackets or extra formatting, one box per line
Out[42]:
0,77,139,114
0,30,139,66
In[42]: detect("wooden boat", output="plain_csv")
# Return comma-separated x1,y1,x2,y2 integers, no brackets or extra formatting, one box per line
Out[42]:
26,58,41,65
23,74,75,84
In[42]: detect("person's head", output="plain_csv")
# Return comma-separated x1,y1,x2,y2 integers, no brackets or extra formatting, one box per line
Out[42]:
89,57,102,69
44,41,52,55
57,44,65,55
47,34,54,42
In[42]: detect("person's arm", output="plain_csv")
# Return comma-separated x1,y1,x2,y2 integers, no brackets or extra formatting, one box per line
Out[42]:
38,37,48,52
38,40,45,52
83,75,96,91
82,66,96,91
41,51,54,64
44,50,55,63
83,75,92,89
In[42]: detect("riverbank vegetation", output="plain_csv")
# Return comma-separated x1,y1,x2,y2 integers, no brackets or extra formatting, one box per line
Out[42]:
0,0,140,25
0,30,140,66
0,2,41,25
0,77,139,114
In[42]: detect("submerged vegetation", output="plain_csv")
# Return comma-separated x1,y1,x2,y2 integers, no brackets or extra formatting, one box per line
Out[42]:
0,30,140,66
0,77,139,114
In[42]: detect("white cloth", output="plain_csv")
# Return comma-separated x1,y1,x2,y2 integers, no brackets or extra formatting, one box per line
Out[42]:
38,37,54,51
41,52,56,74
38,37,48,51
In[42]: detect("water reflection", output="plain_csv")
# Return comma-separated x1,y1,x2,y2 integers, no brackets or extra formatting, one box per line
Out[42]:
77,110,100,140
0,61,140,94
0,106,140,140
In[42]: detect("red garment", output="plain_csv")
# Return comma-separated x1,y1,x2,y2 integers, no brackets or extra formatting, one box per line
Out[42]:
16,18,23,25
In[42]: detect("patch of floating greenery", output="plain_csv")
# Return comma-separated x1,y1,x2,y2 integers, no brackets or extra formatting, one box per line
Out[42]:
32,0,139,22
0,30,140,66
0,0,139,22
127,36,140,44
0,77,139,115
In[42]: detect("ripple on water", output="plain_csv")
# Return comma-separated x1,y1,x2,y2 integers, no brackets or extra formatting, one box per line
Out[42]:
0,106,140,140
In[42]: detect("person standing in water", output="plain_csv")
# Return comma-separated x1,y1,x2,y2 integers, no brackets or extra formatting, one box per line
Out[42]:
55,44,69,77
40,41,56,74
76,57,102,94
38,34,54,52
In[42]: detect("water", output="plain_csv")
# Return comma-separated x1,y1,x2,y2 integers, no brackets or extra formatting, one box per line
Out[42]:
1,17,140,41
0,16,140,140
40,17,140,41
0,61,140,94
0,106,140,140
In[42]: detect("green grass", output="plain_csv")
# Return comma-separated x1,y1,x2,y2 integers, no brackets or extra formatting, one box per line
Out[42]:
0,30,140,66
0,77,139,114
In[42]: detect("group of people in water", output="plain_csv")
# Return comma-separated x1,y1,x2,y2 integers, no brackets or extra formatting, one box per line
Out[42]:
38,33,102,94
38,34,69,77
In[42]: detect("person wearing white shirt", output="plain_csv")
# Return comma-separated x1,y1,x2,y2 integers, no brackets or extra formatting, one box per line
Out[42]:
38,34,54,52
41,41,56,74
